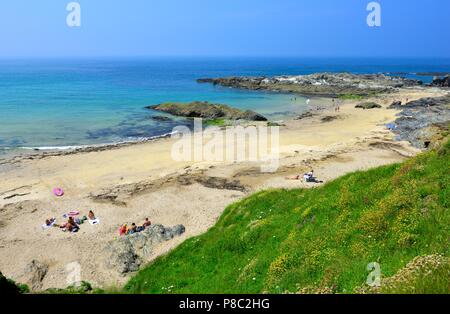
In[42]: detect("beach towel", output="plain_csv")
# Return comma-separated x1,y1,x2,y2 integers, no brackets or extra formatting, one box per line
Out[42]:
88,218,100,225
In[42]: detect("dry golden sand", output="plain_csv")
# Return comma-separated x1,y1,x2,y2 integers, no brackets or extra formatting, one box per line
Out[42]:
0,87,445,290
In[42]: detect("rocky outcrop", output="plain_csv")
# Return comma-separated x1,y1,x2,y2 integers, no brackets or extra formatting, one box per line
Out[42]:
295,111,316,120
104,224,186,274
389,95,450,149
430,75,450,87
146,101,267,121
321,116,339,123
0,271,28,295
355,102,382,109
390,100,402,107
198,73,422,97
151,115,173,122
22,260,48,291
177,175,248,192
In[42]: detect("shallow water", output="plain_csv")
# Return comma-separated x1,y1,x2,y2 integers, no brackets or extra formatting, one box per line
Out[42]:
0,57,449,153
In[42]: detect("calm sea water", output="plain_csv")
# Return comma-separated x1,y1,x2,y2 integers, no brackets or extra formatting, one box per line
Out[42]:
1,57,449,154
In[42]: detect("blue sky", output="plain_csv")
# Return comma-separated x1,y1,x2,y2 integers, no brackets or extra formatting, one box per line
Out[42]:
0,0,449,58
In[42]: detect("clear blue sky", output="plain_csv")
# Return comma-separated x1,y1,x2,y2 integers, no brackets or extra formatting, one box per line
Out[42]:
0,0,449,58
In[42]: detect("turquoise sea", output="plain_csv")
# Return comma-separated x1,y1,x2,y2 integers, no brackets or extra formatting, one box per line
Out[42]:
1,57,449,154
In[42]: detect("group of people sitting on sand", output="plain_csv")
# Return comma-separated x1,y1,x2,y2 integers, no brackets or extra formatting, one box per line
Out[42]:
43,210,98,233
119,218,152,236
286,169,323,183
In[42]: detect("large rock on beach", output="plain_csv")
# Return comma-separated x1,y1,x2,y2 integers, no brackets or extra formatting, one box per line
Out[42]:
104,224,186,274
146,101,267,121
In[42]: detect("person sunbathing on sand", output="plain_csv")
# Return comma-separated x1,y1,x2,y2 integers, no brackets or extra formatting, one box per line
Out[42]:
305,170,324,183
88,210,96,220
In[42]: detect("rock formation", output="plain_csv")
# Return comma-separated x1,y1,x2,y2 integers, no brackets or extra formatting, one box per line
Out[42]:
22,260,49,291
146,101,267,121
355,102,382,109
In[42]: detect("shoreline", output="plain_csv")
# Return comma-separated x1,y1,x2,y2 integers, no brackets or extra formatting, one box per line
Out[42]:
0,95,323,164
0,85,448,291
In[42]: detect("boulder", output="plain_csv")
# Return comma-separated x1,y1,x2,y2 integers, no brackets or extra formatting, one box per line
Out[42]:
430,75,450,87
22,260,48,291
355,102,382,109
104,224,186,274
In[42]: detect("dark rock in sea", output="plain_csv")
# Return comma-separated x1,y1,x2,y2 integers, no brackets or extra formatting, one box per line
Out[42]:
146,101,267,121
430,75,450,87
22,260,48,291
295,111,315,120
104,224,186,274
355,102,382,109
151,115,173,122
390,95,450,149
197,73,423,97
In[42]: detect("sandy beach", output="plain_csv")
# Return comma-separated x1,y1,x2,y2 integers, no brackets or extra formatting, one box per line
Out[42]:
0,86,446,290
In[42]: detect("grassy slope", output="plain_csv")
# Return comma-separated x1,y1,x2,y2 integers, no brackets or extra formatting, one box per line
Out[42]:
124,141,449,294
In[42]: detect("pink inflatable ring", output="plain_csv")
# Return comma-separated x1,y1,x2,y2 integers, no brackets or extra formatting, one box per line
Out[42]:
53,187,64,197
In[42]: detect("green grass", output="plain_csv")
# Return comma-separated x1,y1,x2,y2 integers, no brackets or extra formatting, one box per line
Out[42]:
124,140,450,294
